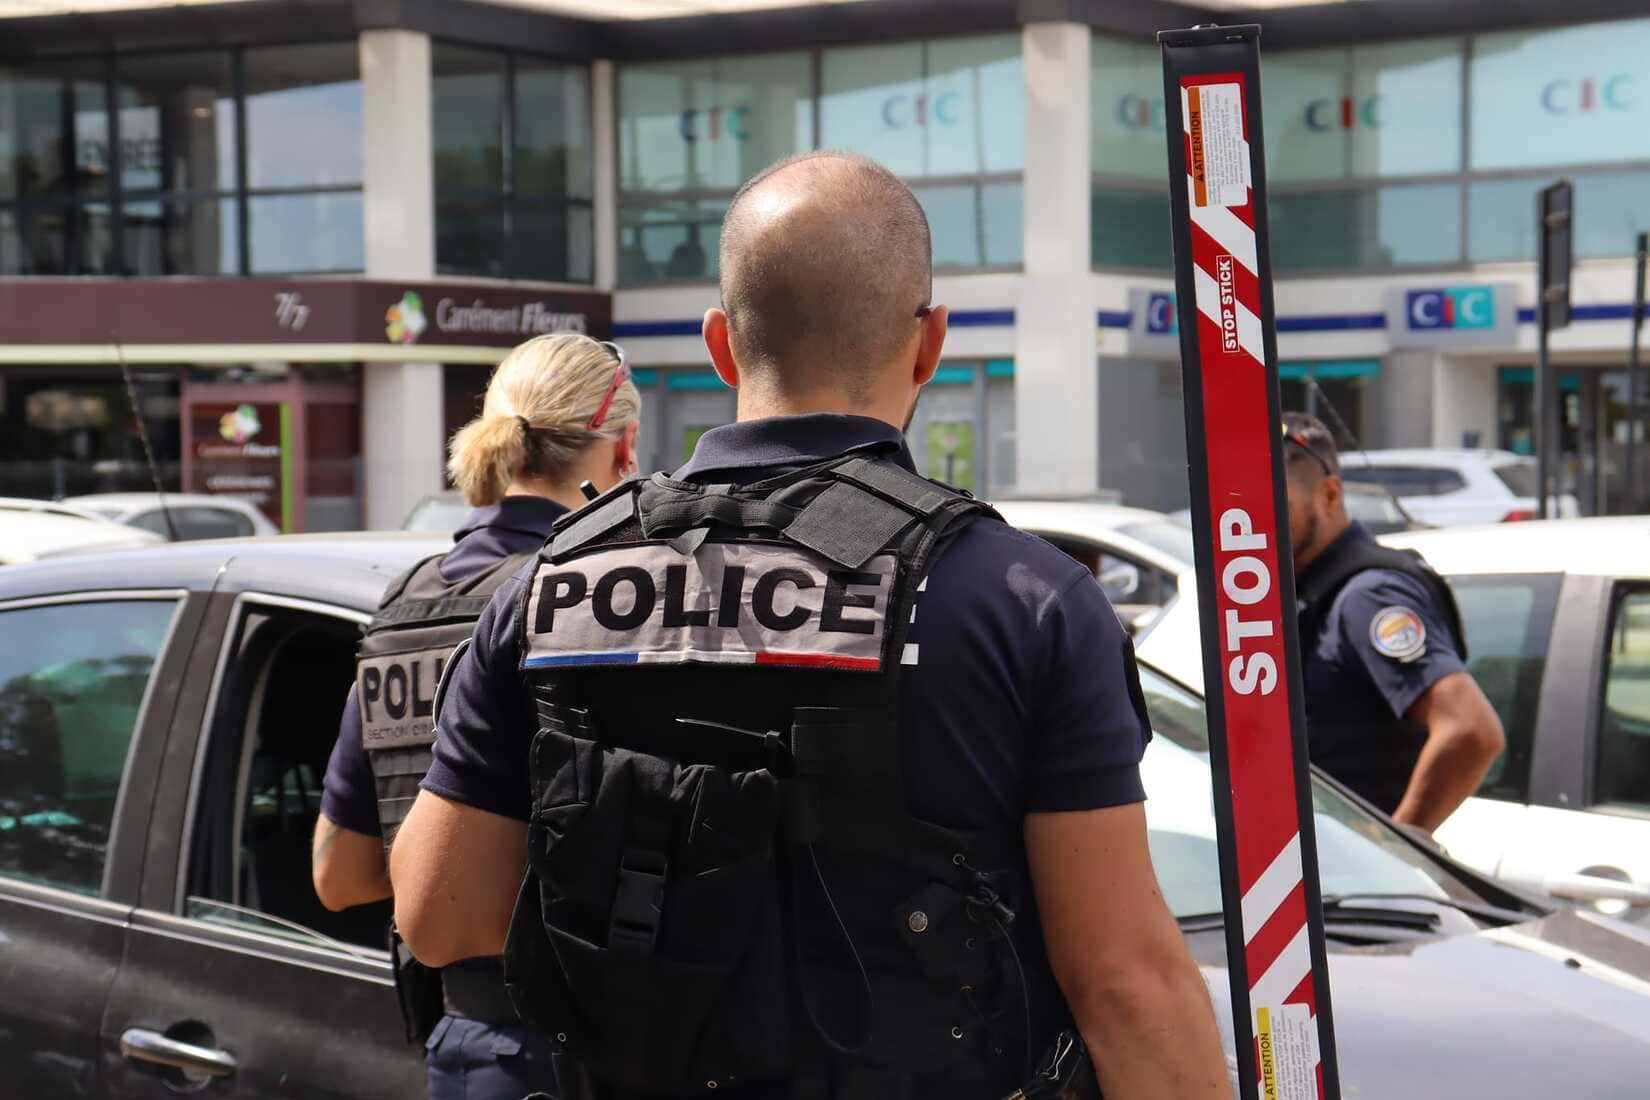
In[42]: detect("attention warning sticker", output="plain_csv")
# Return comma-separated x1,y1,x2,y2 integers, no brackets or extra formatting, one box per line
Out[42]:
1255,1003,1318,1100
1186,82,1248,207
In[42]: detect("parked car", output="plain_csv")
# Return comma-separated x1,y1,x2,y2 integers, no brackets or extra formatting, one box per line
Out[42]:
6,534,1650,1096
1139,516,1650,924
0,498,166,565
65,492,280,541
1338,448,1579,526
1171,481,1426,538
400,490,469,533
993,500,1192,633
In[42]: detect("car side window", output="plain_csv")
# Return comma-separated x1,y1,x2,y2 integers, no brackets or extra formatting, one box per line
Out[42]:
184,601,386,950
0,598,178,894
1450,574,1561,803
131,506,256,541
1342,465,1463,498
1597,589,1650,811
1037,536,1172,608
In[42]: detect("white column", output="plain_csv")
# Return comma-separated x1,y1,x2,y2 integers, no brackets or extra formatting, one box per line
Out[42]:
1015,22,1095,495
592,58,618,292
359,29,443,529
1432,356,1499,449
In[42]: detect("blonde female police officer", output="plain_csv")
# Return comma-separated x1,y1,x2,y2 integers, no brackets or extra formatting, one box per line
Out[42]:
312,333,640,1100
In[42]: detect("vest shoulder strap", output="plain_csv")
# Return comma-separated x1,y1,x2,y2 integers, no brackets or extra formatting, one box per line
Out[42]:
366,550,532,635
1299,537,1467,659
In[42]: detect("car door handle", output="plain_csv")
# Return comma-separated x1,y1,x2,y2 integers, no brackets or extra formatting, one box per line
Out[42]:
120,1028,238,1078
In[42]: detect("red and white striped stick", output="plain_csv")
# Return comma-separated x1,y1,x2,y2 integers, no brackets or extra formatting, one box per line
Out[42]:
1161,27,1341,1100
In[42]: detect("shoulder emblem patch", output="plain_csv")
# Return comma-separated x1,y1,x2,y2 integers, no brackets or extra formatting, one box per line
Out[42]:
1369,605,1426,663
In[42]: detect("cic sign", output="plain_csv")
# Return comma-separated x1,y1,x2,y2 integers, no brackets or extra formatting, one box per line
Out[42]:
1384,282,1518,348
1125,287,1181,358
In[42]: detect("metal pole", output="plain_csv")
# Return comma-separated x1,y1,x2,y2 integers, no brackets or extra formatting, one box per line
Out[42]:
1628,232,1647,514
1536,188,1552,520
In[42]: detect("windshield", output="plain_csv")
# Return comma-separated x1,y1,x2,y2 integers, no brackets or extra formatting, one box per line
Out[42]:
1492,460,1538,498
1136,665,1481,918
1116,520,1195,566
402,495,470,533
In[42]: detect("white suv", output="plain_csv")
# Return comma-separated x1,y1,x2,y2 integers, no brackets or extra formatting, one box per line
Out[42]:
1338,449,1579,526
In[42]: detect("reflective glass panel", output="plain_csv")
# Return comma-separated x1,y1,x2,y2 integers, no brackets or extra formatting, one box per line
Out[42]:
1469,172,1650,262
0,599,177,895
248,191,362,273
618,53,813,194
0,61,109,202
243,43,363,189
113,51,237,194
1471,17,1650,170
509,200,593,284
916,180,1021,269
121,194,239,275
820,35,1022,177
1090,35,1167,181
516,60,593,199
618,197,726,285
1263,40,1461,181
1092,187,1172,269
433,44,506,193
1271,183,1460,271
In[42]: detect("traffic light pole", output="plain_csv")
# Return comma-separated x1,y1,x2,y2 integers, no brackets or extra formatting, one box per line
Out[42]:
1536,182,1574,518
1159,24,1341,1100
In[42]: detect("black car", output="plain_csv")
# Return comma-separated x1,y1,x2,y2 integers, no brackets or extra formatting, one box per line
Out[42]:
0,534,438,1097
4,535,1650,1097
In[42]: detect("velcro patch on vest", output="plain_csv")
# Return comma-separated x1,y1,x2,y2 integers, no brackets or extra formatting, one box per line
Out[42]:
357,647,450,750
523,543,895,672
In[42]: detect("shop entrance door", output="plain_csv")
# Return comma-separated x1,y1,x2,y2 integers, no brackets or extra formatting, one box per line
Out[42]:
181,365,362,533
1497,365,1643,516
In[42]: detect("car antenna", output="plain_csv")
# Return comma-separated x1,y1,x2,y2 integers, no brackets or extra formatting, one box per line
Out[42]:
112,330,181,542
1307,377,1372,470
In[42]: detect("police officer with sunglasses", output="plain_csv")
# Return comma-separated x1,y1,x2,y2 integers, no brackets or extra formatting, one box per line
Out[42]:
1282,412,1504,830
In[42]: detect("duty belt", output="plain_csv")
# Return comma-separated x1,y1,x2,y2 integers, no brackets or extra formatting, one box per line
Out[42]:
440,956,520,1025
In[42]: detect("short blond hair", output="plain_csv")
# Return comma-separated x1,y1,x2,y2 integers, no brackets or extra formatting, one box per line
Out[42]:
448,334,641,506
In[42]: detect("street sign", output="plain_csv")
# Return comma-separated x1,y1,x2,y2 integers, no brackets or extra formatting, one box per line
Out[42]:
1159,24,1341,1100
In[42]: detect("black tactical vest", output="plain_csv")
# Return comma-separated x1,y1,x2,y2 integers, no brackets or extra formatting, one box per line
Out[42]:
357,551,530,849
503,452,1066,1099
1295,532,1467,813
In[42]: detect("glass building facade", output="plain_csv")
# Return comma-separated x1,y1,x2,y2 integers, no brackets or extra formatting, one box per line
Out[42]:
616,34,1024,285
1091,15,1650,273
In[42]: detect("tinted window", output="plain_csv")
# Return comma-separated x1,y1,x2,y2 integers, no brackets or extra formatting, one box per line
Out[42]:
130,505,254,541
1115,520,1195,566
0,598,177,893
1449,574,1561,802
1491,461,1538,498
1342,464,1465,497
1597,589,1650,810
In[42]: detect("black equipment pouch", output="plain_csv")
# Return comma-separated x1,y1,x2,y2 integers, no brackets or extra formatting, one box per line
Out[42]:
1002,1031,1100,1100
389,922,444,1045
510,709,791,1091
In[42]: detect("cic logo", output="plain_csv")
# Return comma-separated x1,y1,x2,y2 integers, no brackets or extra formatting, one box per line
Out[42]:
1541,75,1632,114
1304,95,1381,131
1144,291,1178,336
1406,287,1495,331
678,106,750,142
1116,94,1165,132
880,92,960,129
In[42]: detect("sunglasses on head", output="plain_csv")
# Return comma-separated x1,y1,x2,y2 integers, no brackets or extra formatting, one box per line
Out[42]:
587,341,630,431
1282,425,1335,479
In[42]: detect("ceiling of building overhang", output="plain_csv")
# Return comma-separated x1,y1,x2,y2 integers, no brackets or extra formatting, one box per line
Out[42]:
0,0,1367,19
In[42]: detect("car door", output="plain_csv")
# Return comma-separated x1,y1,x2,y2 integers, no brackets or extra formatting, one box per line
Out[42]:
101,590,423,1098
1431,572,1562,882
0,588,200,1098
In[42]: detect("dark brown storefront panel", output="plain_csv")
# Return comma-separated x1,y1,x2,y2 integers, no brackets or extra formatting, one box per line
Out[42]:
0,279,611,348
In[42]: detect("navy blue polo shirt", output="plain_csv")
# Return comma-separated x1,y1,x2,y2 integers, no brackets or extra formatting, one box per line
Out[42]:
1300,523,1467,728
422,414,1152,828
319,495,568,837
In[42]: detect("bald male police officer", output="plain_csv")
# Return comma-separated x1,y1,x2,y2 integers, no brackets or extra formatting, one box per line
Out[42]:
391,153,1230,1100
1283,413,1505,830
